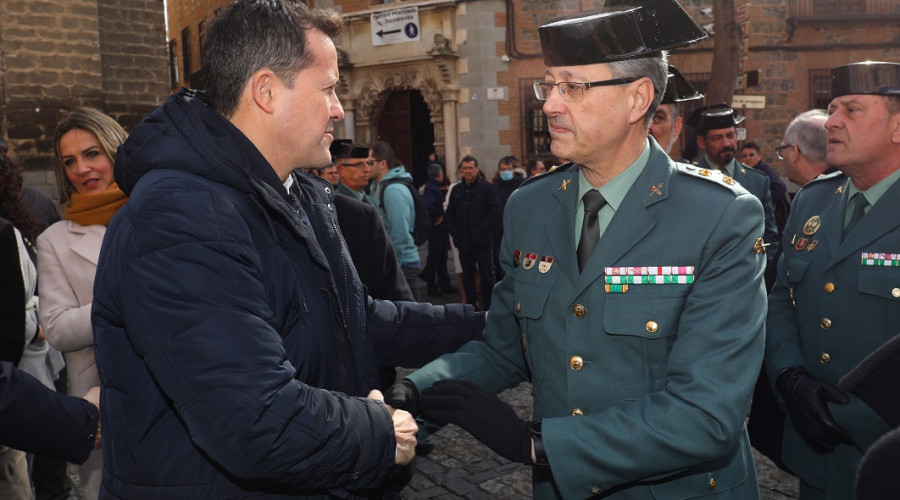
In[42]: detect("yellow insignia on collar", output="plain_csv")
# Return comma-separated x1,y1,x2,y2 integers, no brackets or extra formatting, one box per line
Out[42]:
649,183,664,197
835,185,845,194
752,238,769,255
558,179,570,191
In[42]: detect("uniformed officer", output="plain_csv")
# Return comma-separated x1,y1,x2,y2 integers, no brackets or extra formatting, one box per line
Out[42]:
386,0,768,498
689,104,781,285
765,60,900,499
649,65,703,155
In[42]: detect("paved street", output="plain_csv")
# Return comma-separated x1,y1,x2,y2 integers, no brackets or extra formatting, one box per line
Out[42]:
400,277,800,499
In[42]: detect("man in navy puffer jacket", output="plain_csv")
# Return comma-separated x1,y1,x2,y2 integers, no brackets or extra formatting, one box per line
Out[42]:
91,1,484,498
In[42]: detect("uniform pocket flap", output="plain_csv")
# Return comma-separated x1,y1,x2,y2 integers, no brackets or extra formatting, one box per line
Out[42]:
603,294,683,338
858,266,900,301
514,281,552,320
786,258,810,284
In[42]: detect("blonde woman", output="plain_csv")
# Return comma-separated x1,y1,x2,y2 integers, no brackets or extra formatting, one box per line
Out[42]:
38,107,127,499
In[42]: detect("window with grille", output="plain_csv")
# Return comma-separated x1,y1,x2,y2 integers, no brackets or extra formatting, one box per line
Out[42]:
521,79,552,163
810,69,831,110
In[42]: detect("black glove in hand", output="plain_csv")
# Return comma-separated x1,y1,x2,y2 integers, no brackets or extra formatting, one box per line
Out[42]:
776,366,853,454
384,379,422,416
420,380,532,465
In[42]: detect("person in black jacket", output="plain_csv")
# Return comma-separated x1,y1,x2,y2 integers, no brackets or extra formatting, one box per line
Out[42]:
490,156,524,282
446,155,500,310
419,163,456,297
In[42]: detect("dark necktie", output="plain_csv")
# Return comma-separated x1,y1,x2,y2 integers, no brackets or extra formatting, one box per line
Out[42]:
577,190,607,272
843,193,869,239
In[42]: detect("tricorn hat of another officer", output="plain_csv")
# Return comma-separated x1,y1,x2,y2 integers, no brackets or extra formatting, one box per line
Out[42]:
686,103,746,134
539,0,708,67
831,61,900,98
661,66,703,104
330,139,369,160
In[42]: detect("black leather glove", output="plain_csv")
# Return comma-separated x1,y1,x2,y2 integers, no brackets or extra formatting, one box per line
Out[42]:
776,366,853,454
384,379,422,416
420,380,533,465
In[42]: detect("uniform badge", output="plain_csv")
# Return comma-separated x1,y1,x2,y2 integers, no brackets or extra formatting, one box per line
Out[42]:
558,179,570,191
723,176,735,185
802,215,821,235
699,169,711,176
523,252,538,270
649,183,664,197
861,252,900,267
806,240,819,252
539,256,554,273
835,185,845,194
513,250,522,267
794,238,809,251
752,237,768,254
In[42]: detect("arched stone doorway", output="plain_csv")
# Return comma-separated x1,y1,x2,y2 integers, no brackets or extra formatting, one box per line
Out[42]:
375,89,434,186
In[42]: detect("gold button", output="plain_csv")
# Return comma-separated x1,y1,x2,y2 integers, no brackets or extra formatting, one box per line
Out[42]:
572,304,586,318
646,321,658,333
824,283,835,293
820,352,831,364
571,408,584,416
820,318,832,329
516,302,521,313
893,288,900,298
570,356,584,371
590,487,602,496
709,477,717,490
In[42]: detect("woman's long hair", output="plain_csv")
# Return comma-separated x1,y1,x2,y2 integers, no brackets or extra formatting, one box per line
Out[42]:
0,155,38,242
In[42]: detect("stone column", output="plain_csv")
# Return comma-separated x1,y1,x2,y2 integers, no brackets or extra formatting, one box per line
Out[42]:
441,86,460,182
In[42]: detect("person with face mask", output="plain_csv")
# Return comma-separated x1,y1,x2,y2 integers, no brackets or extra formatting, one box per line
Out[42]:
491,156,525,282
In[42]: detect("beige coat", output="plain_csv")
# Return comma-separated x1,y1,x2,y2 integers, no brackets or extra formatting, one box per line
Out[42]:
37,219,105,499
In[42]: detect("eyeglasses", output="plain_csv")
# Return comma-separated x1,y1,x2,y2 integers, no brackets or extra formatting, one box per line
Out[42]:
340,161,368,169
775,144,799,160
533,76,640,102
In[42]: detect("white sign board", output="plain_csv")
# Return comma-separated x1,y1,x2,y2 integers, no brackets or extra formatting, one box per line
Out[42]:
732,95,766,109
371,7,421,46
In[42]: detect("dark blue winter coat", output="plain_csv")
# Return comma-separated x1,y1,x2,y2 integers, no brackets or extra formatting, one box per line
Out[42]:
92,89,484,499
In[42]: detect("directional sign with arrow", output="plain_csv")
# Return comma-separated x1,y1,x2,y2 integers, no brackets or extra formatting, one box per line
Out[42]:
371,6,421,46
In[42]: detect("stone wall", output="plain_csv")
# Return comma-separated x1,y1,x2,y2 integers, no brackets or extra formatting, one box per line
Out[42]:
0,0,168,199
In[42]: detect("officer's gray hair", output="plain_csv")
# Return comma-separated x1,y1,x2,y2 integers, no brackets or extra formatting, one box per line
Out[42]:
785,109,828,163
608,51,669,127
427,163,443,180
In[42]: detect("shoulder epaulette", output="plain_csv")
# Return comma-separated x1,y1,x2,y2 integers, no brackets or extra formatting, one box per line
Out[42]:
674,162,742,192
519,161,577,188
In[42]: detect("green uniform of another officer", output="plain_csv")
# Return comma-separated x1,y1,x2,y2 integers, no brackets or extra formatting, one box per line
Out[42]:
766,61,900,500
386,1,768,498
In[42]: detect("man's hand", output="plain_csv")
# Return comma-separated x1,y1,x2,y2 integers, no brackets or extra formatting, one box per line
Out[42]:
82,386,101,450
777,366,853,453
384,379,421,416
370,389,417,465
420,380,532,464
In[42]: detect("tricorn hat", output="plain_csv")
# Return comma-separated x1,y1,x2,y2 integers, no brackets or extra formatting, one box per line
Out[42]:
539,0,708,67
661,66,703,104
831,61,900,99
686,104,745,133
330,139,369,160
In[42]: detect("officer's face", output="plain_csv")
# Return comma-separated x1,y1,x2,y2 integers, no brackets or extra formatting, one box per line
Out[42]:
648,104,682,154
337,158,370,191
825,95,900,178
542,63,638,167
697,127,738,167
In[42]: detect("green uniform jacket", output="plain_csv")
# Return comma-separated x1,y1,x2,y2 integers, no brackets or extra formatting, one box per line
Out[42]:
766,172,898,499
409,142,767,499
697,156,780,263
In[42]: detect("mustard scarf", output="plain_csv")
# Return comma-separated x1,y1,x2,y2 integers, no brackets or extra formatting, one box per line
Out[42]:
63,183,127,226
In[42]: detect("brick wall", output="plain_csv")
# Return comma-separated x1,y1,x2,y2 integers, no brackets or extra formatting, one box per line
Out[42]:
0,0,168,199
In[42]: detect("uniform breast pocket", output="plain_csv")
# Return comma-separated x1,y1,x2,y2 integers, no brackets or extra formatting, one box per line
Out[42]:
603,292,685,400
858,266,900,329
514,280,552,382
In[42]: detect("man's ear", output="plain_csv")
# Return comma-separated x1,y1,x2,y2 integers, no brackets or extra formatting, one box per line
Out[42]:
696,133,706,151
249,70,276,114
628,78,654,125
890,109,900,145
673,116,684,142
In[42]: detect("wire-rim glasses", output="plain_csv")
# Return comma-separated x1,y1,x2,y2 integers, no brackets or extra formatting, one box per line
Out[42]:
775,144,799,160
533,76,640,102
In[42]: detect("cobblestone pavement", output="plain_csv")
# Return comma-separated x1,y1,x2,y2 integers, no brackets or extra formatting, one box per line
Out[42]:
400,278,800,499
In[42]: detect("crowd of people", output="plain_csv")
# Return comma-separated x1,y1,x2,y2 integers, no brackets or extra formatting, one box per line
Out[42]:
1,0,898,499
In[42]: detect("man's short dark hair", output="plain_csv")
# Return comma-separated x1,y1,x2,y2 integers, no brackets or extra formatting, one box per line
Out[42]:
458,154,479,170
203,0,344,118
742,142,760,153
369,140,396,168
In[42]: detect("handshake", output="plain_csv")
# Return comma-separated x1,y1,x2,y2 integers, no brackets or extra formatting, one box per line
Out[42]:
383,379,537,466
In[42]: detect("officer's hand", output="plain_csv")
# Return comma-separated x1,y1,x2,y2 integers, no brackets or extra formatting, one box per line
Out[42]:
777,366,854,454
420,380,532,464
390,409,417,465
384,379,421,416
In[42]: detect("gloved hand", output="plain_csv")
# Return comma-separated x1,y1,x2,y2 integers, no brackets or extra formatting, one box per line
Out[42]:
384,379,422,417
776,366,853,454
420,380,533,464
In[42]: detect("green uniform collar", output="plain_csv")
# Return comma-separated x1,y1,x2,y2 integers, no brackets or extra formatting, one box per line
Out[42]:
845,167,900,218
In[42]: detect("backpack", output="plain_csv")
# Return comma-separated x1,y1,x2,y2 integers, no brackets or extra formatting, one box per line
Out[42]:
378,178,431,246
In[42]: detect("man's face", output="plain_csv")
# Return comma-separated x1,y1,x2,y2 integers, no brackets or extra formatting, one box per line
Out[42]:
825,95,898,175
648,104,682,154
542,63,636,167
366,150,388,182
698,126,738,167
740,147,760,167
459,160,478,183
337,157,370,191
274,30,344,171
322,165,340,186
